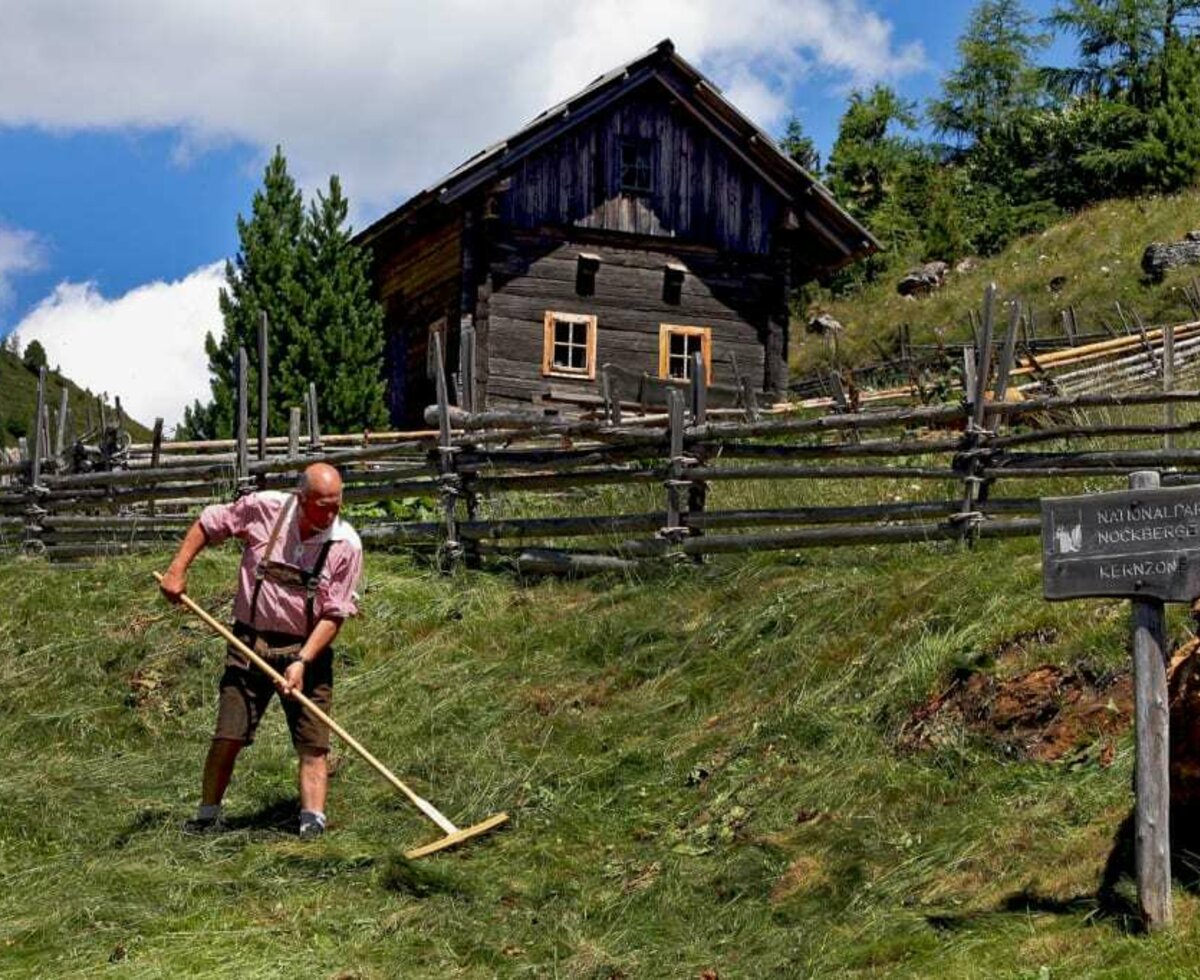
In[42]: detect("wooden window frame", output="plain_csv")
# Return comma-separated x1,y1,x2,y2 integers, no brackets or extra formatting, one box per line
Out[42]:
658,324,712,384
542,311,598,380
618,137,654,195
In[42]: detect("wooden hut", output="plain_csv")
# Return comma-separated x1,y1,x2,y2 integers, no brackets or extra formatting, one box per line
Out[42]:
355,39,877,425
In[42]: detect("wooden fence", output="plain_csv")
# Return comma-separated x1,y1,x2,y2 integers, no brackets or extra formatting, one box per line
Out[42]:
4,286,1200,572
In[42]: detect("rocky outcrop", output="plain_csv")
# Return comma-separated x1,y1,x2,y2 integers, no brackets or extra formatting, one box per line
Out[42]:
897,261,949,297
806,313,844,336
1141,235,1200,280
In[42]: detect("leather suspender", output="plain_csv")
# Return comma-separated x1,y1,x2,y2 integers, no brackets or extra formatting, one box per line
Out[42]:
248,495,337,636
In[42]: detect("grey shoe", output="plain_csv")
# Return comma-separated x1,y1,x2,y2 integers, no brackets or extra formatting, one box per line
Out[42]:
298,813,326,839
182,815,228,836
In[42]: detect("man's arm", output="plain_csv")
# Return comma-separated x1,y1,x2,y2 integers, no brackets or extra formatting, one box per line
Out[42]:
158,520,208,604
278,616,342,698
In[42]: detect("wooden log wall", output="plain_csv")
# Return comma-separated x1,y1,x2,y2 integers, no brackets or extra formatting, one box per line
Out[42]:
369,207,464,425
486,230,770,409
502,83,781,254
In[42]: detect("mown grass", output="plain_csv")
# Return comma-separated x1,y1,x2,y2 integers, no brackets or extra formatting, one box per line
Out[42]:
4,500,1200,978
802,187,1200,376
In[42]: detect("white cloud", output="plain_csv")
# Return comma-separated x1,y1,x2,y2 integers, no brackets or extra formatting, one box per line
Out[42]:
0,224,47,310
13,264,223,430
0,1,925,219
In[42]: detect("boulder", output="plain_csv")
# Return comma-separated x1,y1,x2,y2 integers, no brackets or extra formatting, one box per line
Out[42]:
1142,239,1200,280
897,261,949,297
806,313,844,336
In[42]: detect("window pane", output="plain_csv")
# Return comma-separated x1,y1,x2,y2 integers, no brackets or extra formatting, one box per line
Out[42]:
555,320,571,344
670,333,686,357
570,345,586,369
571,321,588,345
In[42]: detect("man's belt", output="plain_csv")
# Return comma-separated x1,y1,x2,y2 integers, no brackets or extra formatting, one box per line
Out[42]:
232,621,306,650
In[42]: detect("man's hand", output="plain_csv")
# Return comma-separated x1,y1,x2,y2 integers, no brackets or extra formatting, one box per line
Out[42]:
276,660,306,699
159,566,187,604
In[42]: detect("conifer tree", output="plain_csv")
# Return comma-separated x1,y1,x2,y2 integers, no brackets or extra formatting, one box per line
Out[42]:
184,147,304,439
292,176,388,432
183,150,387,438
929,0,1048,147
779,116,821,173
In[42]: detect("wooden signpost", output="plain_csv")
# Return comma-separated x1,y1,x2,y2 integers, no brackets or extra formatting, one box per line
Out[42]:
1042,471,1183,930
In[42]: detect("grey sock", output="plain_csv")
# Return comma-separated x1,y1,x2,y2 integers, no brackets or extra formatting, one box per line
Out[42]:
299,809,326,828
196,803,222,821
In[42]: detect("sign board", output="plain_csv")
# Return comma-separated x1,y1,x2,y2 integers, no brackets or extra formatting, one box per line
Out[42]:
1042,485,1200,601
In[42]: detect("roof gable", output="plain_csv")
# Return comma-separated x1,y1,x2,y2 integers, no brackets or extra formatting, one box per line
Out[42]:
357,40,877,272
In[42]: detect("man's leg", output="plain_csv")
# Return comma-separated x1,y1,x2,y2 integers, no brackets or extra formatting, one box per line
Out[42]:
298,748,328,812
201,737,245,806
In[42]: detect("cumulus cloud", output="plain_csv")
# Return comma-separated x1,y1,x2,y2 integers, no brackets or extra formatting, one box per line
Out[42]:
0,1,925,217
0,224,47,310
13,264,223,429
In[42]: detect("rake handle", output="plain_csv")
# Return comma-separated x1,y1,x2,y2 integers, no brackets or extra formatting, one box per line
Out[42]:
154,573,458,835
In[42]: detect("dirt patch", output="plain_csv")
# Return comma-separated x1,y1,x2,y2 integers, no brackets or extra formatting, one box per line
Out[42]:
899,656,1131,763
523,676,614,716
1169,637,1200,805
770,855,829,904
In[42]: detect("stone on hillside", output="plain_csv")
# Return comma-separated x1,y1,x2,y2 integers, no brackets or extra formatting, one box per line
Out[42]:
954,257,978,274
806,313,844,336
897,261,949,297
1142,239,1200,280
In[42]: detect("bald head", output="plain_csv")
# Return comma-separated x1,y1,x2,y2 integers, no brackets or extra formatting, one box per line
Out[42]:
299,462,342,497
297,462,343,536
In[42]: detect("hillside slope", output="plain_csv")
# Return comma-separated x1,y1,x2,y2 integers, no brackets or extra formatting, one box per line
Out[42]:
1,540,1197,977
799,187,1200,375
0,347,151,448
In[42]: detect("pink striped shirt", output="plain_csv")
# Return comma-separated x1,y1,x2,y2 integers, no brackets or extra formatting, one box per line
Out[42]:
199,490,363,637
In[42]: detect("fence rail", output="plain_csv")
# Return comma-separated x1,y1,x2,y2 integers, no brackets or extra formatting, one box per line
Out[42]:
5,286,1200,570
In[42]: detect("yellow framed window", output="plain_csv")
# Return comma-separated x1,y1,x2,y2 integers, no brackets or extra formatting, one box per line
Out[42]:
658,324,711,384
542,311,598,380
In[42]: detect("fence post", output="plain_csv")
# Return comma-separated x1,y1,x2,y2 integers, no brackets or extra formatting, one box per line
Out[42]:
258,310,269,462
1163,323,1175,451
307,382,322,452
432,330,462,571
289,407,301,459
148,418,163,517
690,350,707,425
459,322,476,415
30,366,46,490
662,389,687,546
958,284,996,543
1129,469,1173,931
235,347,249,488
54,386,69,464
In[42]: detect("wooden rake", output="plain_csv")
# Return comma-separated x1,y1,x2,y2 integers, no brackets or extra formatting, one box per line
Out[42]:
153,573,508,858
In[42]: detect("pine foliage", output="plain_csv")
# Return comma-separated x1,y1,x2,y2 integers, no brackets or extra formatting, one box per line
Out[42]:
183,149,386,439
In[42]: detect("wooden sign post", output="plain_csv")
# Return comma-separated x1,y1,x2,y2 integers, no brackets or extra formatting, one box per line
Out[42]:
1042,471,1182,930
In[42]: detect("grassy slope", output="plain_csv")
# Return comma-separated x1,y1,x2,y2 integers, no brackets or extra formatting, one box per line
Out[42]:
3,536,1200,978
0,348,151,448
798,187,1200,375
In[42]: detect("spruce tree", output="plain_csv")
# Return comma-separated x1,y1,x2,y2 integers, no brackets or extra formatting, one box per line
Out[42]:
779,116,821,173
184,147,305,439
183,150,387,439
292,176,388,433
929,0,1048,148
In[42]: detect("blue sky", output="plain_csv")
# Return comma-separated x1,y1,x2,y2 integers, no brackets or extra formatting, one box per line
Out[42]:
0,0,1067,426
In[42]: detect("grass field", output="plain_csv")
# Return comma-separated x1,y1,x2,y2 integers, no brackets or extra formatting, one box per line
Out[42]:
0,347,152,449
798,187,1200,377
4,520,1200,978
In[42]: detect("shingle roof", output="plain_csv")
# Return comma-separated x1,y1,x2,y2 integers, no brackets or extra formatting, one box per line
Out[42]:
356,39,877,272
